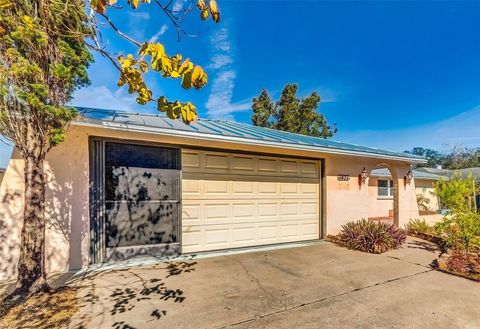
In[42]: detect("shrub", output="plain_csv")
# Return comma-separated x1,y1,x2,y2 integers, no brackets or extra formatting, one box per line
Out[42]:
434,210,480,255
406,218,432,235
336,219,406,253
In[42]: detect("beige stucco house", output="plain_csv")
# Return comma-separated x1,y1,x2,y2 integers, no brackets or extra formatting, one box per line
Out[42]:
0,108,428,281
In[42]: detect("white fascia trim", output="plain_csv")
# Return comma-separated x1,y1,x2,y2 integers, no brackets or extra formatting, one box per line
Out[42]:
72,120,427,164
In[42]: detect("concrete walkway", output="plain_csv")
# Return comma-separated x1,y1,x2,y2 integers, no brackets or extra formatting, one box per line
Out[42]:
66,237,479,329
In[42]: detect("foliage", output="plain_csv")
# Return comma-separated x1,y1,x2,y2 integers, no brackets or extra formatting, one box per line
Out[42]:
405,145,480,170
251,84,337,138
416,193,431,211
0,0,92,152
442,145,480,170
404,147,442,168
434,175,476,211
405,218,433,235
0,0,221,299
434,210,480,255
88,0,220,124
336,219,406,253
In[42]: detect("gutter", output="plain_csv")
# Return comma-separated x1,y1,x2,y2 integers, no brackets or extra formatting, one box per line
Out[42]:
72,119,427,164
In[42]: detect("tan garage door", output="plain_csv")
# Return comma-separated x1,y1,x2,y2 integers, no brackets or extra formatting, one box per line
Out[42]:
181,150,321,253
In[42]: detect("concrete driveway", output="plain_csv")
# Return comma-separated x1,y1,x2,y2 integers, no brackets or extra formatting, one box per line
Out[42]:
67,237,480,329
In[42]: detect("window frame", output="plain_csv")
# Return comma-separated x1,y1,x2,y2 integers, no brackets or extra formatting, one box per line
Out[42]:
377,179,394,199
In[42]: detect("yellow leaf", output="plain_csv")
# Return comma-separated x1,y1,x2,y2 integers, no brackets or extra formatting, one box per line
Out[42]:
21,15,33,28
0,0,13,9
209,0,220,23
178,59,193,75
197,0,207,10
181,70,193,89
201,9,209,20
139,60,149,73
91,0,107,13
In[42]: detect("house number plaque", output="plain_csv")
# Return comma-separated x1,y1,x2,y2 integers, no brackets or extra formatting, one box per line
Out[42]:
337,174,350,181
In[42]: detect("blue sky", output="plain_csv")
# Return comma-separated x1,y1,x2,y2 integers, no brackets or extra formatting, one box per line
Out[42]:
1,0,480,167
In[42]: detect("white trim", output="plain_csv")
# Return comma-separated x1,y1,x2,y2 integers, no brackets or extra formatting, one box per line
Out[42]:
72,120,427,164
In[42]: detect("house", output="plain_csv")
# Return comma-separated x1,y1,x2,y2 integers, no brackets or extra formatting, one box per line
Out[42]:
0,108,427,280
415,166,480,182
369,168,445,224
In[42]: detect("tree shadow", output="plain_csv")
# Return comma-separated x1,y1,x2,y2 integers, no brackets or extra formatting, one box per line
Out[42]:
73,256,197,328
406,239,440,253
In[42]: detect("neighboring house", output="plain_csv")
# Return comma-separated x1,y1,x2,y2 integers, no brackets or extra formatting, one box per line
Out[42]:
0,108,425,280
369,168,444,222
0,167,5,186
415,166,480,182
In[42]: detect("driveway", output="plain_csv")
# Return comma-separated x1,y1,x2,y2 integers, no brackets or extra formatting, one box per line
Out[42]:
66,237,479,329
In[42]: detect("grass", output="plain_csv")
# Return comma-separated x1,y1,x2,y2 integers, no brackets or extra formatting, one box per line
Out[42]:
0,287,79,329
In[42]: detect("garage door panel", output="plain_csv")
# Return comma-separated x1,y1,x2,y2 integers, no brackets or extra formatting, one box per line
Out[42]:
232,203,255,219
258,158,277,172
258,203,277,217
205,180,229,194
232,181,255,194
258,182,277,194
181,150,321,253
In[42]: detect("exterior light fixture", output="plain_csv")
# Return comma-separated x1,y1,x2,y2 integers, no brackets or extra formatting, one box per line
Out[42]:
404,170,413,185
359,167,368,185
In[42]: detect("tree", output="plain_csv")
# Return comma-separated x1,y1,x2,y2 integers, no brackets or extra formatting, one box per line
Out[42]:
434,175,476,211
0,0,220,304
251,84,337,138
404,147,442,168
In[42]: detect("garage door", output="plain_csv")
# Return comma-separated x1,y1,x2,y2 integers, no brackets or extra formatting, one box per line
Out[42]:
181,150,321,253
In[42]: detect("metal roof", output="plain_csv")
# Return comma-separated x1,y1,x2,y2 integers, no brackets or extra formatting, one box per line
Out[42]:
371,168,445,181
416,167,480,182
74,108,426,163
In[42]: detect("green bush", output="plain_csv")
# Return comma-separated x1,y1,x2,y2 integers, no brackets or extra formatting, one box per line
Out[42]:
337,219,406,254
406,218,433,235
434,210,480,255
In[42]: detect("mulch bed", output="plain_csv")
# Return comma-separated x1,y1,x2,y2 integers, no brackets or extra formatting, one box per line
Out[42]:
435,252,480,282
407,232,480,282
0,287,79,329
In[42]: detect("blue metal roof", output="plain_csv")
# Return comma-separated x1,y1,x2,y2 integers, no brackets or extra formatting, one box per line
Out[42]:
75,108,426,163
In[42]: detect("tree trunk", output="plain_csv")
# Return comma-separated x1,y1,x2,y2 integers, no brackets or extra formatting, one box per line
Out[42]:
15,154,48,295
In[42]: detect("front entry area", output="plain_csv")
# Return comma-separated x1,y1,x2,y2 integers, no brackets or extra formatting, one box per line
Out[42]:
89,140,181,263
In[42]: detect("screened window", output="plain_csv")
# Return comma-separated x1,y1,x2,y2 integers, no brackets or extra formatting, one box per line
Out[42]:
378,179,394,197
104,142,180,248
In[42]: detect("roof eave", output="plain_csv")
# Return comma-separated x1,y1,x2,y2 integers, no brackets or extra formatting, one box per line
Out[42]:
72,119,427,164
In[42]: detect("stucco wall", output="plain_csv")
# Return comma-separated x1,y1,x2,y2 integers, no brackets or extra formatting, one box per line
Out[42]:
415,179,440,212
0,124,421,281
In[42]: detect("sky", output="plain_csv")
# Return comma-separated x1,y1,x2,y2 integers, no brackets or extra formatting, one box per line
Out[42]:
1,0,480,167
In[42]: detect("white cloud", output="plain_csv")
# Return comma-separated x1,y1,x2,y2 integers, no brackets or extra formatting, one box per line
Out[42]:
207,54,233,70
172,0,188,12
335,107,480,152
205,27,248,121
211,28,231,52
70,85,139,112
149,24,169,43
128,11,151,41
205,71,251,120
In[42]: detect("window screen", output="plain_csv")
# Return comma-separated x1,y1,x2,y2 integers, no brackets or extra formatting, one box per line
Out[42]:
104,142,180,248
